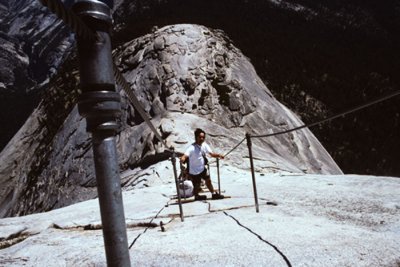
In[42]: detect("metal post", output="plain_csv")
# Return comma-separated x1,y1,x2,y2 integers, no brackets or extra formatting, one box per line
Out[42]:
246,133,259,213
179,162,187,199
217,158,221,195
73,1,131,266
171,148,184,221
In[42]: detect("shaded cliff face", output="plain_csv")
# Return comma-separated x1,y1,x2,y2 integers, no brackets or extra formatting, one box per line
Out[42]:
0,24,341,217
112,0,400,176
0,0,74,150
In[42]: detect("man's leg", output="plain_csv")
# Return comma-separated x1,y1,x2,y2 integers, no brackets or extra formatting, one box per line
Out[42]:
203,170,224,199
204,177,215,194
190,175,201,195
190,174,206,200
199,168,215,193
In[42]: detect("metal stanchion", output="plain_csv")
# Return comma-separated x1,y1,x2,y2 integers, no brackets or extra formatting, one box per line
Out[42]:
171,148,184,222
217,158,221,195
246,133,259,213
179,162,188,199
73,0,131,266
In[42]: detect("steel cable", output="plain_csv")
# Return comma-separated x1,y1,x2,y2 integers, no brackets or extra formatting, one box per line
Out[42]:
251,90,400,139
209,89,400,165
113,64,170,150
128,205,166,249
223,137,246,158
206,137,246,167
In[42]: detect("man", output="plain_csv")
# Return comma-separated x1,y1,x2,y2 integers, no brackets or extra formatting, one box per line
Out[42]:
180,128,225,200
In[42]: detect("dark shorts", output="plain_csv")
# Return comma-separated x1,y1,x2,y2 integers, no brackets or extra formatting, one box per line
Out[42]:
189,169,210,186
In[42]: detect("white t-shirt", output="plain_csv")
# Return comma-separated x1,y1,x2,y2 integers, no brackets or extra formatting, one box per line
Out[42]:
184,142,213,175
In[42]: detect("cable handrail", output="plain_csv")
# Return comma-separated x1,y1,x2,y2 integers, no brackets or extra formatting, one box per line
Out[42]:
223,137,246,158
250,90,400,139
207,89,400,165
113,64,168,149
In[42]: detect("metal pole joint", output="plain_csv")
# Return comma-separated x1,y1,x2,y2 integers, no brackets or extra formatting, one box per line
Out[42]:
78,90,121,133
73,0,119,134
72,0,113,26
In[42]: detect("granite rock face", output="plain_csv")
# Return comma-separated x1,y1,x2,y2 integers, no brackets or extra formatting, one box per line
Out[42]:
0,166,399,266
0,24,341,218
114,24,342,175
0,57,86,218
0,0,75,150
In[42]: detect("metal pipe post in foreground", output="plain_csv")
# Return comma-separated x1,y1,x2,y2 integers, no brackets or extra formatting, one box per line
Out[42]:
171,148,184,221
73,0,131,266
217,158,221,195
246,133,259,213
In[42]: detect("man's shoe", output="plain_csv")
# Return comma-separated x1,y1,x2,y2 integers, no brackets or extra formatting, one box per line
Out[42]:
212,193,224,200
194,195,207,201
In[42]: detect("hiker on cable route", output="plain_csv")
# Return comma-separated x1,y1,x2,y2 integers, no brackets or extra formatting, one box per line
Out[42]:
180,128,225,200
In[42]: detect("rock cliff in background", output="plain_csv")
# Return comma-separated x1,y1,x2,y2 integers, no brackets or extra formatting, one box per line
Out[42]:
0,24,341,218
1,0,399,176
0,0,74,150
113,24,341,175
